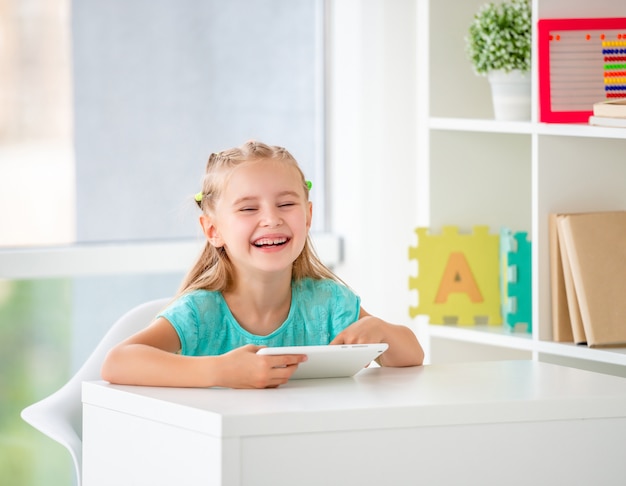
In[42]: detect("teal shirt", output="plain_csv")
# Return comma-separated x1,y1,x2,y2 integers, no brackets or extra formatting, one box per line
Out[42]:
159,278,361,356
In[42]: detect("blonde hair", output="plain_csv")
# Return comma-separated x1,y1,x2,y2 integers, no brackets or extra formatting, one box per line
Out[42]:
178,140,339,295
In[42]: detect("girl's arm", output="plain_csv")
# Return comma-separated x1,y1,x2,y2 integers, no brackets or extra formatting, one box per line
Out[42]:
101,317,307,388
329,308,424,367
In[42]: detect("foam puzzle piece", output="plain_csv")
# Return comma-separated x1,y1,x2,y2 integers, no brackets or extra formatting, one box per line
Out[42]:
409,226,501,325
499,228,514,324
500,228,532,332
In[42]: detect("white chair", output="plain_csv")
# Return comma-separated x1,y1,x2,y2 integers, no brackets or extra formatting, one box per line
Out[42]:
21,297,170,486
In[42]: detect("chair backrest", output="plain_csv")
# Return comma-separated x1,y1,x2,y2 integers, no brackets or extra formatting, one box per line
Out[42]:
20,297,171,486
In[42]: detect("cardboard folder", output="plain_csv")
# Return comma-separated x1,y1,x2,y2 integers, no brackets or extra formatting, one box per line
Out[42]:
555,211,626,347
548,214,574,342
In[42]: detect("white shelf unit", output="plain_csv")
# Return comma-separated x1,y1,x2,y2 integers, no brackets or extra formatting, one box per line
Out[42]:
416,0,626,375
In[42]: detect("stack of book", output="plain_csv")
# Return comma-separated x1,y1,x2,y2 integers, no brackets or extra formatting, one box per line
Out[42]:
588,98,626,128
549,211,626,347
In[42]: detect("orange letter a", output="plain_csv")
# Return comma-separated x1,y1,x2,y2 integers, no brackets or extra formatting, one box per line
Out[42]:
434,252,483,303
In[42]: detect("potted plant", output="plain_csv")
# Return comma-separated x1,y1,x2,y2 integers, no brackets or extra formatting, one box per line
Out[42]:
465,0,532,120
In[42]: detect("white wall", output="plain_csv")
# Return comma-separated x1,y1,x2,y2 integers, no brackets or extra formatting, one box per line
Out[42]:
326,1,424,343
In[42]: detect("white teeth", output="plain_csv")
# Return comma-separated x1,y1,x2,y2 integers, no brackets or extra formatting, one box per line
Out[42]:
254,237,287,247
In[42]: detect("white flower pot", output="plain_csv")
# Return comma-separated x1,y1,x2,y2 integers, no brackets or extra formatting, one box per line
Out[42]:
487,70,531,121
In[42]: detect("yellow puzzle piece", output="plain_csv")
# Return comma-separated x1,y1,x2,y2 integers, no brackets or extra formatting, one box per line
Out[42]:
408,226,501,325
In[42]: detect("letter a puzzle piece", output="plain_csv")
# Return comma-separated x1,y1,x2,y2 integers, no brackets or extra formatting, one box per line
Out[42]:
435,252,484,304
409,226,501,325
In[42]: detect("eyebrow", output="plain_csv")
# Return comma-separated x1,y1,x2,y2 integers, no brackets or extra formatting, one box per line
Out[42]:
231,190,301,207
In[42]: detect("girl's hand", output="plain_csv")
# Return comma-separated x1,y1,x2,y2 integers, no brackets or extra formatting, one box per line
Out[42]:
215,344,307,389
330,309,424,368
329,316,386,346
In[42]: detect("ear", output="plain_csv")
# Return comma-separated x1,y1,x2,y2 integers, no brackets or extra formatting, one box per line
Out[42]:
199,214,224,248
306,201,313,230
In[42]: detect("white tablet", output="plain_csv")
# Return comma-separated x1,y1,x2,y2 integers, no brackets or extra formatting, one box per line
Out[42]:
256,343,389,380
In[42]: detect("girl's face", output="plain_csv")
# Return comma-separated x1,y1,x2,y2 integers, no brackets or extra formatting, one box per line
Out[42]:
200,159,312,278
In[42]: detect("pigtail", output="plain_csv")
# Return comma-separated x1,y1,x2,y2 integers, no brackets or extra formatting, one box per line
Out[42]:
177,242,233,295
293,236,343,284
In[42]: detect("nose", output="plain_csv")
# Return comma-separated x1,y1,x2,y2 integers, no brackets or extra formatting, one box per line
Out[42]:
260,207,283,228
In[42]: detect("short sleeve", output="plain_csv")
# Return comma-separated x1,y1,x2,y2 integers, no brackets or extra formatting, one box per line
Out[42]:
158,294,202,355
328,281,361,340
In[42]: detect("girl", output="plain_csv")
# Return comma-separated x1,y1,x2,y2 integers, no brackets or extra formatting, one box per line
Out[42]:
101,141,424,388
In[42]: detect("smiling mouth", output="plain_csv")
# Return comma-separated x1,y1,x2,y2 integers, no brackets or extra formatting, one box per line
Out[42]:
253,237,290,248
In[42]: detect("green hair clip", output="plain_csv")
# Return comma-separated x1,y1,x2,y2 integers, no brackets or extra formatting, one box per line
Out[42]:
306,180,312,190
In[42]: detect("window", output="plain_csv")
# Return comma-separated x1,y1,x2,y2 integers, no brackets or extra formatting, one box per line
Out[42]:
0,1,330,484
73,0,327,241
0,0,74,247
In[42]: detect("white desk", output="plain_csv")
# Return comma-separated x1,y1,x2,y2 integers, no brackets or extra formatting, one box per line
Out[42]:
82,360,626,485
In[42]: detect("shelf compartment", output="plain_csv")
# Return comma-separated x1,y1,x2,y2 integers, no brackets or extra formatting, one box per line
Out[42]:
428,324,534,350
429,117,626,139
430,117,535,134
429,324,626,366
